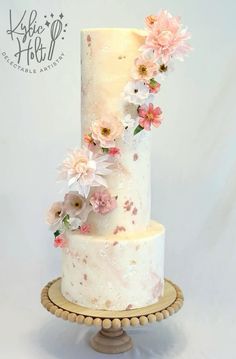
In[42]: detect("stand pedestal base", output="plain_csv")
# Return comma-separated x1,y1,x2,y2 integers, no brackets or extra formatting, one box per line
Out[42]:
41,278,184,354
90,327,133,354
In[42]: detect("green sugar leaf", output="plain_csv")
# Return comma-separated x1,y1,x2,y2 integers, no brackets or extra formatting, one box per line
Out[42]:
134,125,144,136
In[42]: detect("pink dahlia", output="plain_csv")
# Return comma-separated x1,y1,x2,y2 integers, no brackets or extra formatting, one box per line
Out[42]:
90,189,117,215
91,116,124,148
131,56,158,81
58,148,112,198
143,10,191,64
138,103,163,131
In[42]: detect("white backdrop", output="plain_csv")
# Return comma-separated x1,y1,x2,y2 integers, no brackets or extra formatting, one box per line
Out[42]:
0,0,236,358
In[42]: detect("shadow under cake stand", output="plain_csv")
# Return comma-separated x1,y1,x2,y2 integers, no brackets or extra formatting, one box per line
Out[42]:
41,278,184,354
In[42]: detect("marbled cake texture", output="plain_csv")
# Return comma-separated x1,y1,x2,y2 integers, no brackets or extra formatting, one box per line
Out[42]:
61,28,166,310
61,221,165,310
81,28,151,236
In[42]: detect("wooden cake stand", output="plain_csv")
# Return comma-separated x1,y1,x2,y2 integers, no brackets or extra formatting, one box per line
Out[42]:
41,278,184,354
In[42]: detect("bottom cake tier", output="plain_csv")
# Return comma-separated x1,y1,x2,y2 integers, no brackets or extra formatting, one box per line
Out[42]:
61,221,165,310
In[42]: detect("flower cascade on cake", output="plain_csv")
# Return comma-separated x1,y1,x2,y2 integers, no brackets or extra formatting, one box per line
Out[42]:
46,10,191,248
123,10,191,136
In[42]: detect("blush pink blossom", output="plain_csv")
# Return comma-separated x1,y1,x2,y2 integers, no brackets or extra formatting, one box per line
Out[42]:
79,223,91,234
142,10,191,64
138,103,163,131
131,56,158,81
64,191,86,217
91,116,124,148
148,80,161,94
47,202,65,231
145,15,158,29
58,148,112,198
90,189,117,215
108,147,120,157
84,134,96,151
54,235,67,248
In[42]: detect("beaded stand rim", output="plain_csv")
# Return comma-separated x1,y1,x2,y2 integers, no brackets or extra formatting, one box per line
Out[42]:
41,278,184,329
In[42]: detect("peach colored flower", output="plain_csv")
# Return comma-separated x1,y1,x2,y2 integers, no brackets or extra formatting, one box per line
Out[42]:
131,56,158,81
90,189,117,215
84,134,96,151
145,15,158,29
138,103,163,130
141,10,191,64
47,202,65,231
79,223,91,234
108,147,120,157
91,116,124,148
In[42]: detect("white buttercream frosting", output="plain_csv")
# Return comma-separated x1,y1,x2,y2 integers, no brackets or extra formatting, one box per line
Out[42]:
61,221,165,310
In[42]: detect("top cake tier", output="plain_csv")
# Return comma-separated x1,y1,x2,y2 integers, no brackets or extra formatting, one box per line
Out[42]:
81,28,151,236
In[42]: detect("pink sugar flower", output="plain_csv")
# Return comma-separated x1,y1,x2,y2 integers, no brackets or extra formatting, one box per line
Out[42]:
142,10,191,64
148,79,161,94
90,189,117,215
131,56,158,81
91,116,124,148
54,235,67,248
145,15,158,30
79,223,91,234
84,134,96,151
64,191,86,217
108,147,120,157
138,103,163,131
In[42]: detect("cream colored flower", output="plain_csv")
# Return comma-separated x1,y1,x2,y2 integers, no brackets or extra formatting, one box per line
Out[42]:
46,202,65,231
91,116,124,148
58,148,112,197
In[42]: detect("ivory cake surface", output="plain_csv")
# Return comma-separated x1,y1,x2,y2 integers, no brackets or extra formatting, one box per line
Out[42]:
81,28,151,236
61,221,165,310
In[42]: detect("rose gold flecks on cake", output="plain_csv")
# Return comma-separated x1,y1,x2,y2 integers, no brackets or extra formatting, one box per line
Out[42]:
80,282,83,286
132,207,138,215
130,260,137,265
70,282,74,286
84,274,88,281
123,200,133,211
133,153,139,161
126,304,133,310
91,298,98,304
83,258,87,264
113,226,126,235
87,34,91,46
105,300,112,309
132,220,135,224
72,263,76,268
113,241,118,246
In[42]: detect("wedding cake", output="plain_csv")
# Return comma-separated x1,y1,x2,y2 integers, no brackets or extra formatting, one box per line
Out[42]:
47,10,191,310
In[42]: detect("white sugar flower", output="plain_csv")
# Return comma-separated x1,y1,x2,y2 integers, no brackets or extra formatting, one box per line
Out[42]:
123,80,151,105
58,148,112,198
121,114,137,129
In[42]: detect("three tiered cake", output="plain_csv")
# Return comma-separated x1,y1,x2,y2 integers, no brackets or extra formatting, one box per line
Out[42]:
47,10,191,311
